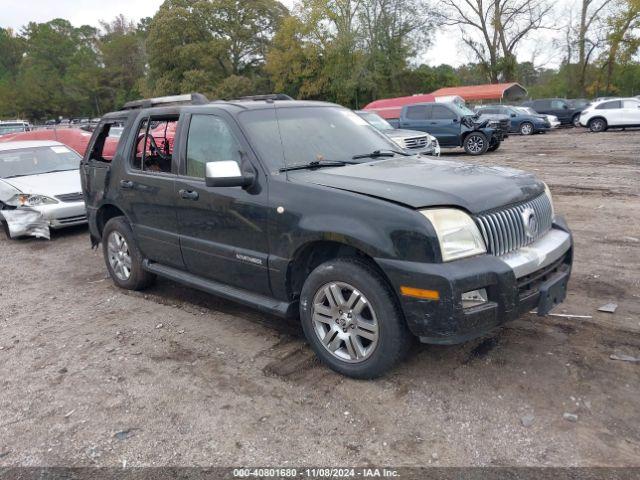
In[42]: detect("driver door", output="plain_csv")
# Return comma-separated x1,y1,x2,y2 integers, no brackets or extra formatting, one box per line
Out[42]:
174,111,271,295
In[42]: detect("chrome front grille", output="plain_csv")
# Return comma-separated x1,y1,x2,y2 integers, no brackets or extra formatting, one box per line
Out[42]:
403,136,429,149
55,192,84,203
475,193,554,256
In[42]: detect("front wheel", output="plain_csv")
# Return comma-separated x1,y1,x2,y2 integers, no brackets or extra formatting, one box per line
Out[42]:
299,258,413,379
102,216,155,290
463,132,489,155
588,118,607,133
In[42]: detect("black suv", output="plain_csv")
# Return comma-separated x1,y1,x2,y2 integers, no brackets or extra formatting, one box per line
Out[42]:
521,98,584,126
81,94,573,378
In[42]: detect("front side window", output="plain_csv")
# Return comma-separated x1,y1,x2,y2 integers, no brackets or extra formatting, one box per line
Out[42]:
0,146,80,179
432,105,457,120
597,101,621,110
551,100,567,109
186,115,242,178
132,116,178,173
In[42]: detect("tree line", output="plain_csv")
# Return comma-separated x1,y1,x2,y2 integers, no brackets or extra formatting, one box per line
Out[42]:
1,0,639,122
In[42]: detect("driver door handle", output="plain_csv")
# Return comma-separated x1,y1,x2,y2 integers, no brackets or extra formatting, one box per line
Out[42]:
120,180,134,189
179,189,199,201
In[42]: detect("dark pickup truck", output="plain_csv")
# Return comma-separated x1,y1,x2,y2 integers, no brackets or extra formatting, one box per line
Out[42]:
81,94,573,378
385,102,508,155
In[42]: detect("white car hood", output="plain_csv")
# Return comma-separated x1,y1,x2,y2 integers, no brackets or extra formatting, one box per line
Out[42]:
0,169,81,199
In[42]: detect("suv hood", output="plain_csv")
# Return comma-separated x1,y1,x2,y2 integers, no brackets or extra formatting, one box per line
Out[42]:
288,157,544,214
0,170,81,198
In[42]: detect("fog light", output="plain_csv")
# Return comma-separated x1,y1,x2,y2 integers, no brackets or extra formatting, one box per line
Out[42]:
462,289,488,308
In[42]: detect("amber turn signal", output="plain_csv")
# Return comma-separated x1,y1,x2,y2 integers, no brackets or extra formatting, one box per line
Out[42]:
400,286,440,301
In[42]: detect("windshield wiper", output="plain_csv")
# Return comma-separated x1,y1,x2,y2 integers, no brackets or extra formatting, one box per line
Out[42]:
37,169,78,174
279,160,356,173
351,149,410,160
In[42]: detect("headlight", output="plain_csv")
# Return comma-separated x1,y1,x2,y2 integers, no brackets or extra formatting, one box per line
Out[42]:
544,183,555,219
420,208,486,262
7,194,58,207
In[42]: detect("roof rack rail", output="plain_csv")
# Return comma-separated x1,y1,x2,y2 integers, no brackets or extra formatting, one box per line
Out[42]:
122,93,209,110
234,93,294,102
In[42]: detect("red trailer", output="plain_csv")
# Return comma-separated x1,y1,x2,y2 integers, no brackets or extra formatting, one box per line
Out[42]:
363,94,436,120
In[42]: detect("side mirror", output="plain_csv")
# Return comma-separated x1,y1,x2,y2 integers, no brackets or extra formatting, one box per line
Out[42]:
563,104,569,109
452,118,459,123
205,161,254,188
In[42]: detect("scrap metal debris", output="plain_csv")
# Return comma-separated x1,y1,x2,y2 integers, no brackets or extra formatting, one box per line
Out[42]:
598,303,618,313
610,354,640,363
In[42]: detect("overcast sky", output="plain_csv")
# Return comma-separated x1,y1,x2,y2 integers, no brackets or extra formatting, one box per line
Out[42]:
2,0,566,69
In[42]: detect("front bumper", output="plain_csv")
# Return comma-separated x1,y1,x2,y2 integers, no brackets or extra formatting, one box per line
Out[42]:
0,201,87,239
376,218,573,344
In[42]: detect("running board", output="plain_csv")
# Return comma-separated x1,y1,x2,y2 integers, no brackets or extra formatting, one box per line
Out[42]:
142,260,298,318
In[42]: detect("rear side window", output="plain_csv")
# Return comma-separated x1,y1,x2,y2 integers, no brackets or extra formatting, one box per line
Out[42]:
597,101,621,110
432,105,457,119
186,115,241,178
534,100,550,109
88,121,125,162
131,116,178,173
405,105,429,120
623,100,640,108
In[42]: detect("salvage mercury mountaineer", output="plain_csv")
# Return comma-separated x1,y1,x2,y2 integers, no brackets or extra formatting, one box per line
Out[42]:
81,94,573,378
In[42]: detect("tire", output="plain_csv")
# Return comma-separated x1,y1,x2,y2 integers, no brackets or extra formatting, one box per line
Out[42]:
588,118,607,133
102,216,155,290
572,114,581,127
463,132,489,155
488,138,501,152
519,122,534,135
299,257,413,379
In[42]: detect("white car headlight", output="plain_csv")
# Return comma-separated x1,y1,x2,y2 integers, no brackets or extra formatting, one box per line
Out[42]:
420,208,487,262
7,194,58,207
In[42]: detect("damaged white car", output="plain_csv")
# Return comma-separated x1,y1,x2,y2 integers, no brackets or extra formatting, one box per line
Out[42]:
0,141,87,239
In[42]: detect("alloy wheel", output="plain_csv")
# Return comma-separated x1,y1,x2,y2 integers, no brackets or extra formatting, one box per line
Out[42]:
466,135,485,154
107,231,132,281
311,282,379,363
591,119,605,132
520,123,533,135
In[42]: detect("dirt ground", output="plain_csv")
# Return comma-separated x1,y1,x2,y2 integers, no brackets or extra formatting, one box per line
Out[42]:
0,128,639,468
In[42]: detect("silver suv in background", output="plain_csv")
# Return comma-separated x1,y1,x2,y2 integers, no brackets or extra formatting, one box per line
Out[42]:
355,110,440,156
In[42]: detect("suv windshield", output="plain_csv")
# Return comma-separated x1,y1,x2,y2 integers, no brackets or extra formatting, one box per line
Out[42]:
0,145,81,179
240,106,399,170
356,111,394,131
452,103,476,117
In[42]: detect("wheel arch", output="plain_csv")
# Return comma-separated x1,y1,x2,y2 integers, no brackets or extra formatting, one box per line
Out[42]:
286,240,399,306
95,203,129,239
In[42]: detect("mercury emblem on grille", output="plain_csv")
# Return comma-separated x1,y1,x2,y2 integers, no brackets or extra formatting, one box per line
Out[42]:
521,207,539,238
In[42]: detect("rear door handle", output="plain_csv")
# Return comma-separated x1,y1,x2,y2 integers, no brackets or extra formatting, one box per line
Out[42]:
120,180,134,189
179,189,199,201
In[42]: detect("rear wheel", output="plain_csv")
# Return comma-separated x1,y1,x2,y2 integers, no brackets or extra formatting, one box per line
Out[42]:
588,118,607,133
102,216,155,290
572,114,581,127
519,122,534,135
299,257,413,379
463,132,489,155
